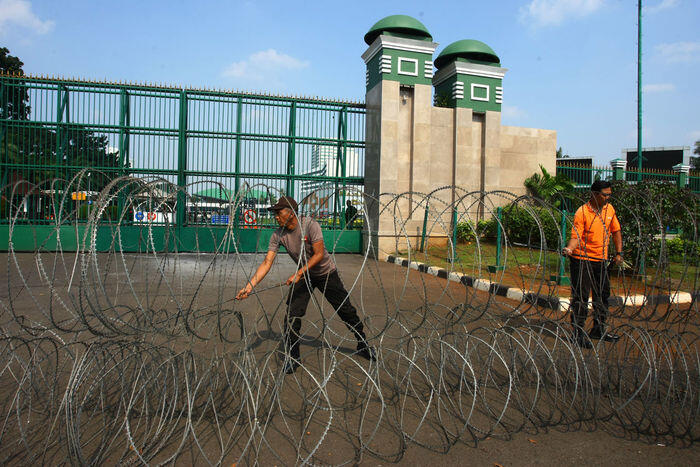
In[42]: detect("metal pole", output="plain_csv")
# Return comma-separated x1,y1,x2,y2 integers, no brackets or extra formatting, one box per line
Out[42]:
488,207,505,272
176,90,188,238
0,81,7,192
450,207,458,263
117,89,129,223
637,0,643,182
420,201,429,252
558,209,566,278
495,207,502,267
234,96,242,243
286,101,296,197
549,209,572,285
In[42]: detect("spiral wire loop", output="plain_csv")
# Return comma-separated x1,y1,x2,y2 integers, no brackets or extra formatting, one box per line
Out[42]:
0,170,698,464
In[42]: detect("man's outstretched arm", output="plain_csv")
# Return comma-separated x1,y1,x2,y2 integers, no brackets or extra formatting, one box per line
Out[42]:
236,250,276,300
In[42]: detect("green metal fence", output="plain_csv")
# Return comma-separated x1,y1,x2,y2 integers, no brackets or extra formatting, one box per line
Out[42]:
0,75,366,252
623,169,678,184
690,174,700,193
557,164,699,194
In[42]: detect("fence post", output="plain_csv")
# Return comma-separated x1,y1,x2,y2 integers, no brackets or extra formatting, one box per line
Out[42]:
610,158,626,181
117,88,130,222
673,163,690,189
0,80,6,190
488,207,505,273
55,84,69,218
550,209,571,285
448,207,458,263
176,90,188,235
234,96,243,245
333,106,347,229
420,201,429,252
286,101,297,197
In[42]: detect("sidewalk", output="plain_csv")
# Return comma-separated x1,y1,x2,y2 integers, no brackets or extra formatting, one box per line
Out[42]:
385,255,698,310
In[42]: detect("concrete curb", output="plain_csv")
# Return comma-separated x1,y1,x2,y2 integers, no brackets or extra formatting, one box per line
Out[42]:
385,255,698,311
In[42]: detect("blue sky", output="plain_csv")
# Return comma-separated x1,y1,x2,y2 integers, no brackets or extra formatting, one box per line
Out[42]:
1,0,698,164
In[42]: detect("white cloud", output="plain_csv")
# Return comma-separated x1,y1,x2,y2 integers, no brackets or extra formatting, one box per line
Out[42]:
655,41,700,63
519,0,605,28
689,130,700,141
502,105,527,120
642,83,675,93
0,0,54,35
643,0,678,14
222,49,309,80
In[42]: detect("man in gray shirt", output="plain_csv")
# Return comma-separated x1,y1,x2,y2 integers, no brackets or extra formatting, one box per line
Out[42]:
236,196,375,374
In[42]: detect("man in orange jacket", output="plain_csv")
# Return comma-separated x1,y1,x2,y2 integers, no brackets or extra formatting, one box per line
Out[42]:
562,180,624,348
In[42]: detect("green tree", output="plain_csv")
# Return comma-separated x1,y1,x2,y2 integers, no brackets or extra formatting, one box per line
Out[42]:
692,140,700,170
0,47,30,120
523,164,575,208
1,49,120,191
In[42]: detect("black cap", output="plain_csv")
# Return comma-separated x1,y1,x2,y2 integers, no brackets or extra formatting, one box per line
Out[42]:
268,196,298,213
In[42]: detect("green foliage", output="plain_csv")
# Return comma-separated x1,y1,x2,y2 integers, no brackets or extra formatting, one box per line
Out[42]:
610,180,699,267
435,93,451,108
456,221,476,243
497,203,562,248
477,218,497,238
692,140,700,170
0,47,30,120
523,164,575,208
0,126,120,189
1,50,122,193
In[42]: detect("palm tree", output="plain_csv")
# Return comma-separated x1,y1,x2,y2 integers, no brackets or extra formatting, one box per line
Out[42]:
524,165,575,207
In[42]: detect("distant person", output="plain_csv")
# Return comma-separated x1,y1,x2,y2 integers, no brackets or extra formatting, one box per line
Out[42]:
235,196,375,374
562,180,624,348
344,200,358,228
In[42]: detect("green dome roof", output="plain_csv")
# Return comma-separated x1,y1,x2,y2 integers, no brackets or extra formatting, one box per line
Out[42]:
364,15,432,45
434,40,500,69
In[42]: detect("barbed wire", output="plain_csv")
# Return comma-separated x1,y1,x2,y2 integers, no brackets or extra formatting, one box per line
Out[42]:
0,171,698,464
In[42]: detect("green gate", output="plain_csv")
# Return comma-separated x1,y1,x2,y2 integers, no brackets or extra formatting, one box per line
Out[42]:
0,75,366,253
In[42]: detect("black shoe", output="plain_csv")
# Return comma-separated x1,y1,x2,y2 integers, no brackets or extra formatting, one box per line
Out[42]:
570,330,592,349
577,335,593,349
356,343,376,361
282,358,300,374
589,329,620,342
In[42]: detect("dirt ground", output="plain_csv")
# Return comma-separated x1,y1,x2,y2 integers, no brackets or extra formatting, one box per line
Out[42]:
1,251,698,466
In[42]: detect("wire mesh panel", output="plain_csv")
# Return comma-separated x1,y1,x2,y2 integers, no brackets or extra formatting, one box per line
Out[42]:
0,76,366,240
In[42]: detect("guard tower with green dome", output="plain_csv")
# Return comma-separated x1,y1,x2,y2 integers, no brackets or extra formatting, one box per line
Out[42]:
361,15,438,91
362,16,556,258
432,40,507,112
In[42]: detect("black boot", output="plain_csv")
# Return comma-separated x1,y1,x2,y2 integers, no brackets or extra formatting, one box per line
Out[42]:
356,341,376,361
571,328,592,349
589,325,620,343
283,317,302,374
282,357,300,374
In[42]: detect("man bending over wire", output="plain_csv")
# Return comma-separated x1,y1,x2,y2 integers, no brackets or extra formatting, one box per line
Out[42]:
235,196,376,374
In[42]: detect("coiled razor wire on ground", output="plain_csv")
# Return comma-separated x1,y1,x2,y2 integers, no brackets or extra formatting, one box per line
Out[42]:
0,170,699,464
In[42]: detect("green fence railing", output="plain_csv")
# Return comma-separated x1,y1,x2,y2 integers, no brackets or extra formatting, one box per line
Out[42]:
557,164,699,194
0,75,366,252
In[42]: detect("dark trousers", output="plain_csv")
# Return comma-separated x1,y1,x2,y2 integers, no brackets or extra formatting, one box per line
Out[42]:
569,257,610,332
284,270,366,360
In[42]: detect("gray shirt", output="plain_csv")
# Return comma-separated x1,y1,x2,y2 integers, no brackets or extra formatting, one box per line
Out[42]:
268,217,336,276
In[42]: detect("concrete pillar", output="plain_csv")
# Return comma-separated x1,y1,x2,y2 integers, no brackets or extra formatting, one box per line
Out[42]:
673,163,690,188
610,158,627,181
